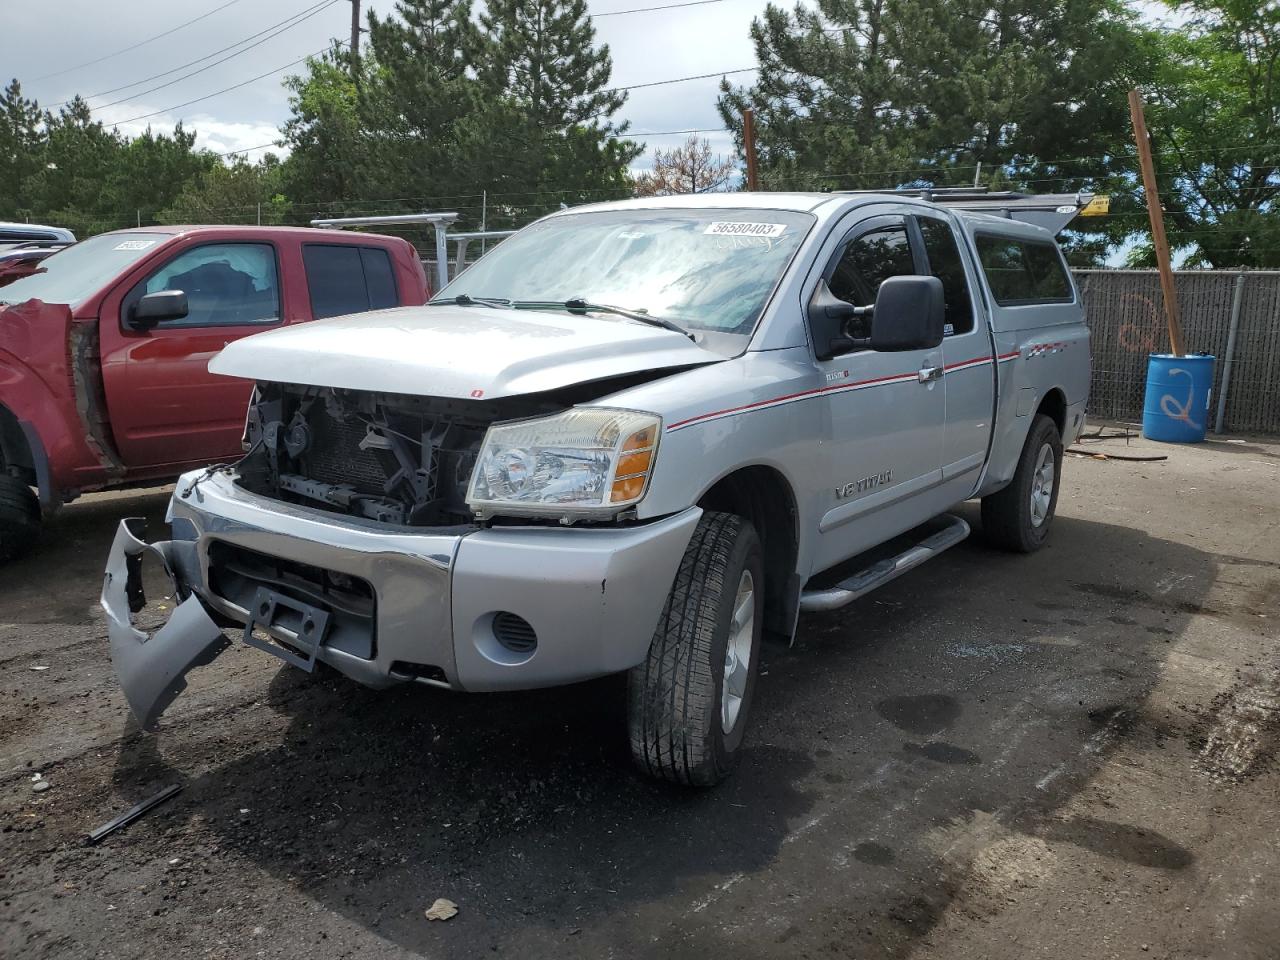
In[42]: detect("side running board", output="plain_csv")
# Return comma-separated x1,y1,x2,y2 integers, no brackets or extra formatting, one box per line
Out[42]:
799,515,970,613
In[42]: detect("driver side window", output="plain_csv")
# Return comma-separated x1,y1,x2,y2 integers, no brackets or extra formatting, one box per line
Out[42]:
134,243,280,328
828,223,916,338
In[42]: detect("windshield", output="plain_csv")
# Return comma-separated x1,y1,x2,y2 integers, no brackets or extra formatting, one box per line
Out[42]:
437,208,814,338
0,232,167,306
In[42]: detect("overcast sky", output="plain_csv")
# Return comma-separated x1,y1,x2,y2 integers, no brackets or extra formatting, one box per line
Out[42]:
4,0,1183,182
3,0,766,171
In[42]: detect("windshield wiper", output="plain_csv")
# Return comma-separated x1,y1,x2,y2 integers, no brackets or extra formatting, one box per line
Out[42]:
428,293,512,309
515,298,694,340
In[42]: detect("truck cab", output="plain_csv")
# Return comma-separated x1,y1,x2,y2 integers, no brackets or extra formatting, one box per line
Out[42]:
101,193,1089,786
0,225,429,560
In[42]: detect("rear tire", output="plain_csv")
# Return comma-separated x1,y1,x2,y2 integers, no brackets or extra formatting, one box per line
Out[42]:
0,474,40,562
981,414,1062,553
627,512,764,786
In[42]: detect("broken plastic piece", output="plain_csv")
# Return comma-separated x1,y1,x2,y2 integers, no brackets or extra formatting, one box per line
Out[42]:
102,518,230,730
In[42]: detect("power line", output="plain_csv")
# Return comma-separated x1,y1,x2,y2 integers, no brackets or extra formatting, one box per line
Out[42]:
110,42,345,127
612,67,756,94
87,1,343,115
216,141,285,158
58,0,338,109
631,126,731,136
33,0,246,82
596,0,725,16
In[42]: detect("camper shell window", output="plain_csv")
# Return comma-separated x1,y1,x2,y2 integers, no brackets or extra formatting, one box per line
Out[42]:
975,234,1073,306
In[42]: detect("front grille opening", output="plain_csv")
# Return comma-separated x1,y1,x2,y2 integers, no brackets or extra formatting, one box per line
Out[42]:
492,612,538,654
206,541,377,661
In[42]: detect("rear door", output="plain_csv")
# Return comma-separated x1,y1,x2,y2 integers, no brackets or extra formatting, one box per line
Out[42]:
811,214,947,570
99,240,286,467
915,214,996,496
301,243,400,319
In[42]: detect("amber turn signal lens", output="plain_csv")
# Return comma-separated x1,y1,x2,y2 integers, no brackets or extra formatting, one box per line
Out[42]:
622,426,655,451
615,449,653,478
610,475,646,502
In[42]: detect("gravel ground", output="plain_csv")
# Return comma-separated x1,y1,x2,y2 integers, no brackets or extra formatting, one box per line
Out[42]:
2,428,1277,959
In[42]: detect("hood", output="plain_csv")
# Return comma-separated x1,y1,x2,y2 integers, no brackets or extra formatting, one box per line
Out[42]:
209,304,723,399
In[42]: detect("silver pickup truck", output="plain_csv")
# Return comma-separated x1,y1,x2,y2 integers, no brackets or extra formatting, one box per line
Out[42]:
104,190,1090,785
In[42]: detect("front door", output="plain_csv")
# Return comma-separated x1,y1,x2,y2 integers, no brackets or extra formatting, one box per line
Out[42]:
811,215,947,571
100,241,284,468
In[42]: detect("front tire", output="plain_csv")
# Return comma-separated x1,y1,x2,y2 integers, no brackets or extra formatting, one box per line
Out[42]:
981,414,1062,553
0,474,40,563
627,512,764,786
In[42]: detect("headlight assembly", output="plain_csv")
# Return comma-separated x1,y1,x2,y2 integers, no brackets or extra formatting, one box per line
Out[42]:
466,408,660,520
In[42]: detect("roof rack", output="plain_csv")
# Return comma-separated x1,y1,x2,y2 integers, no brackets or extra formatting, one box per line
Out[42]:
837,187,1102,233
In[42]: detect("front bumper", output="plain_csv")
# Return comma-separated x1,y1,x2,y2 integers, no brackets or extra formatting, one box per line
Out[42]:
103,470,700,728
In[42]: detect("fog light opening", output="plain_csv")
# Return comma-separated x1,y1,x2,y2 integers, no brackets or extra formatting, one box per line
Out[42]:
493,612,537,654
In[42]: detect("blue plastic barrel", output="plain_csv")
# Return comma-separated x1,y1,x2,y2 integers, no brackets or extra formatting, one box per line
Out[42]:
1142,353,1216,443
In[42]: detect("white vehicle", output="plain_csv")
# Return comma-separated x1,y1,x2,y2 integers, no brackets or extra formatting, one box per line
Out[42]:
104,190,1090,785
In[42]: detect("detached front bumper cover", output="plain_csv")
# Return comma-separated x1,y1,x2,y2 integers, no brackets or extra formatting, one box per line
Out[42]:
102,518,229,730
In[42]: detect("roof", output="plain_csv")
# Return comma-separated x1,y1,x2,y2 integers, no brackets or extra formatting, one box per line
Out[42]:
94,224,412,242
565,192,839,214
0,222,76,243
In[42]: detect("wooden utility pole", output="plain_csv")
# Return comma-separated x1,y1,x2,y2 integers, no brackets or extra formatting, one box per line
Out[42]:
742,108,759,191
349,0,362,81
1128,88,1185,357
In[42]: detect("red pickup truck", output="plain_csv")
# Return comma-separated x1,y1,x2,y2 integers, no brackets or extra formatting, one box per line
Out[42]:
0,225,429,560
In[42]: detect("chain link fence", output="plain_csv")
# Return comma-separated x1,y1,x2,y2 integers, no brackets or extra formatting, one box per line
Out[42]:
1075,269,1280,435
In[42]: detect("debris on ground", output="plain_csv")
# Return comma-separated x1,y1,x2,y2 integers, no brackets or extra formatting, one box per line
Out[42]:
424,898,459,921
85,784,183,845
1067,447,1168,462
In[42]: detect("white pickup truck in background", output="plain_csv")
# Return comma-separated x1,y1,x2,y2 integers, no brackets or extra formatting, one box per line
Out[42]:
104,189,1090,786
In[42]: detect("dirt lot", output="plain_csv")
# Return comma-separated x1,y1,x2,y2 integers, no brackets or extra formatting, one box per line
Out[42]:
2,428,1278,960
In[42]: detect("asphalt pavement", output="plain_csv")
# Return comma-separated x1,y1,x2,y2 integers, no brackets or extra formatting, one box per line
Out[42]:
2,429,1277,959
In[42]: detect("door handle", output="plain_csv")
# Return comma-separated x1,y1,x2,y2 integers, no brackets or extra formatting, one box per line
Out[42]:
918,365,943,383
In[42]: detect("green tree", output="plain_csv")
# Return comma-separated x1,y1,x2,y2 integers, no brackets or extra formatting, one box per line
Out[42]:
718,0,1156,263
157,154,291,225
478,0,639,217
1136,0,1280,268
280,48,372,207
0,79,45,220
102,124,217,225
362,0,487,202
23,97,127,236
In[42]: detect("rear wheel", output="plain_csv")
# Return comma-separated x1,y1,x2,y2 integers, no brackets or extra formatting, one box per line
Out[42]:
0,474,40,562
981,414,1062,553
627,512,764,786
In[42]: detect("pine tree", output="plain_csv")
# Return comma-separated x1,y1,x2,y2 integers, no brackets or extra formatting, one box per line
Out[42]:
716,0,1153,261
0,80,45,219
364,0,487,201
478,0,639,216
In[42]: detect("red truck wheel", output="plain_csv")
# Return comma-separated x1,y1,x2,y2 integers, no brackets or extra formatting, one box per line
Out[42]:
0,474,40,562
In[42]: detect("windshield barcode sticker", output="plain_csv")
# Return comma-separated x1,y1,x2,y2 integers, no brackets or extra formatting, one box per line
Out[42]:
113,240,157,251
704,221,787,238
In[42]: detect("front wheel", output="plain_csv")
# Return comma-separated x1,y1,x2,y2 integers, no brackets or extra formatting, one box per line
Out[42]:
627,512,764,786
981,414,1062,553
0,474,40,563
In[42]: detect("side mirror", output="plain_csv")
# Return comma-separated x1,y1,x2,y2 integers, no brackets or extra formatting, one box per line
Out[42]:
808,279,872,360
128,290,188,330
868,275,945,352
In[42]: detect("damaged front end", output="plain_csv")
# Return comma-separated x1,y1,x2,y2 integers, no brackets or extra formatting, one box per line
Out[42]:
102,518,228,730
237,383,569,527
